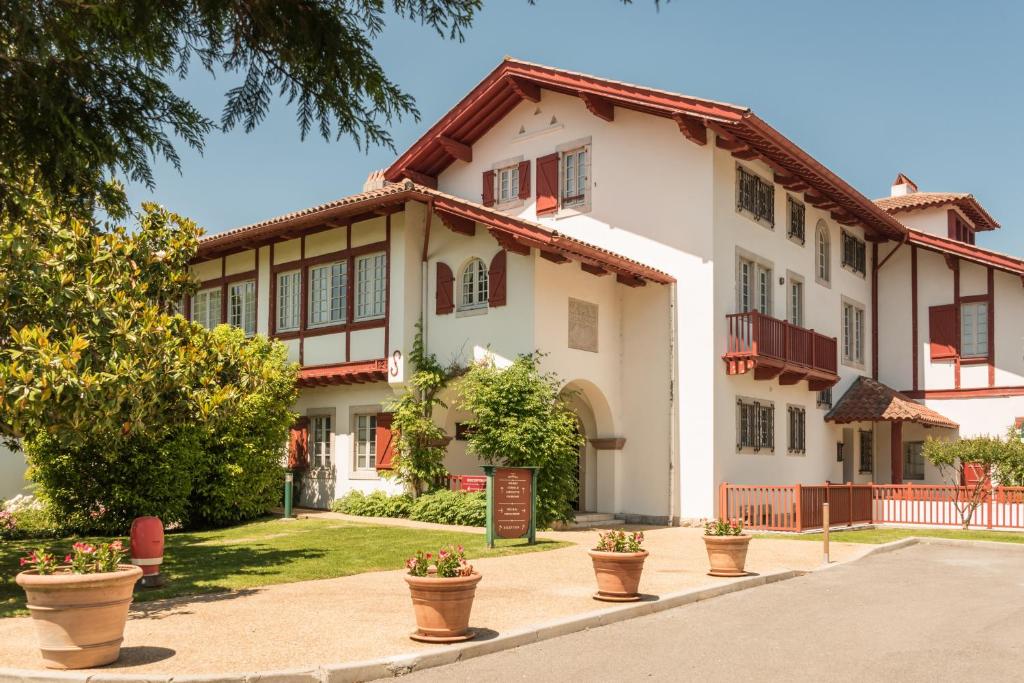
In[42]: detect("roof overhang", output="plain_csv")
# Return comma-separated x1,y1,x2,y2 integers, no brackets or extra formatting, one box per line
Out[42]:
195,181,673,286
907,229,1024,278
875,193,999,231
384,58,907,242
297,360,388,388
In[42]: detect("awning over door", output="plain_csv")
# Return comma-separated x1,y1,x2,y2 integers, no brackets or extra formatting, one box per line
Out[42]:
825,376,958,429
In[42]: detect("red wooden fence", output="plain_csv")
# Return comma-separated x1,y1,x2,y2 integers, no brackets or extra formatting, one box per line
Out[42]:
720,482,1024,532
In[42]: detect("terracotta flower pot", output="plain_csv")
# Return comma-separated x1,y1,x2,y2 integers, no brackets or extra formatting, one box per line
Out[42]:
588,550,648,602
16,564,143,669
405,572,481,643
703,535,752,577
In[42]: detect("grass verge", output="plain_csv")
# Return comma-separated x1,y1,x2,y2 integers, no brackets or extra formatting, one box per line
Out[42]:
0,517,566,618
755,526,1024,545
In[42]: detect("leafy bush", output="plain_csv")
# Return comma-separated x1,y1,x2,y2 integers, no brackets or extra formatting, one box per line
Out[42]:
0,496,59,540
456,354,582,527
410,490,486,527
332,490,412,518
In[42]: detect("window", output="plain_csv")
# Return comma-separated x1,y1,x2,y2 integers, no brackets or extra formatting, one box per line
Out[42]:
904,441,925,480
228,279,256,336
738,257,772,316
817,388,833,408
836,442,844,462
787,406,806,454
736,166,774,226
816,222,831,283
859,430,874,473
737,398,774,451
309,261,347,326
841,230,867,276
842,301,865,365
561,148,588,207
960,301,989,358
787,197,805,243
789,278,804,327
310,415,332,468
354,414,377,470
460,258,489,310
355,253,386,320
277,270,301,332
191,286,222,330
496,165,520,204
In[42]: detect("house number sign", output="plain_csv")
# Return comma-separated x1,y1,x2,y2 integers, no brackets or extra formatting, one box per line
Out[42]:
483,465,539,547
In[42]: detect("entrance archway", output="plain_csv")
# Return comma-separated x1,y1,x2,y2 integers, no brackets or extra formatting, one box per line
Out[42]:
559,380,615,514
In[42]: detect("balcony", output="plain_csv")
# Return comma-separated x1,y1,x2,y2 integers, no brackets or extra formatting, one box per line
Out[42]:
724,311,839,390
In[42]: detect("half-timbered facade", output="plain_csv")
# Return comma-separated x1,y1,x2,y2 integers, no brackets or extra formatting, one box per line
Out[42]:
190,59,1023,522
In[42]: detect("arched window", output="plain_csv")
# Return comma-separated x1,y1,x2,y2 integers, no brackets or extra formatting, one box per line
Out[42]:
460,258,489,310
816,220,831,284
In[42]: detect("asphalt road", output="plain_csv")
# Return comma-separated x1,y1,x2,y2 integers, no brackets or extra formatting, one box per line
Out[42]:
399,541,1024,682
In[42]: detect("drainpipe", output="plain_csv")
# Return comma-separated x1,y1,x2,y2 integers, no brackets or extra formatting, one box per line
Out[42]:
667,282,679,525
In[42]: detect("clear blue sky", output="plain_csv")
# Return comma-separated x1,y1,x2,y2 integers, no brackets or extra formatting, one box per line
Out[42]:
125,1,1024,255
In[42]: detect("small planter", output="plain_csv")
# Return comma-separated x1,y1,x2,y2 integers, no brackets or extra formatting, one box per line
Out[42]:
16,565,143,669
405,572,481,642
589,550,648,602
703,535,751,577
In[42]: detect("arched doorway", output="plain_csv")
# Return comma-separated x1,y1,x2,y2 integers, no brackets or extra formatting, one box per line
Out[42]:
560,380,615,514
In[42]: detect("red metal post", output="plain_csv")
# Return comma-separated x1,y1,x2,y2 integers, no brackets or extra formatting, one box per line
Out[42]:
794,484,802,532
848,481,854,527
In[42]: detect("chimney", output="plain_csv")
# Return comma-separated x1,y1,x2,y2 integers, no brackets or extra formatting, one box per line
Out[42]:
363,169,386,192
890,173,918,197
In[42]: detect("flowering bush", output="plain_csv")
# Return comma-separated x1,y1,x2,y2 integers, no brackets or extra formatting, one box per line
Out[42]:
406,545,474,578
593,529,645,553
0,508,15,538
704,519,744,536
19,540,126,575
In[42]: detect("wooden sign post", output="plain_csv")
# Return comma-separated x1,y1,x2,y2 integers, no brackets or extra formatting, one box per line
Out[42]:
483,465,539,548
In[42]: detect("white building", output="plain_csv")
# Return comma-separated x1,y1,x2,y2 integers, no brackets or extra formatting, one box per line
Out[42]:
189,59,1024,523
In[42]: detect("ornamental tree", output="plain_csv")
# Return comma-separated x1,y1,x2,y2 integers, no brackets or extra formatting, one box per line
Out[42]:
923,429,1024,529
456,353,582,528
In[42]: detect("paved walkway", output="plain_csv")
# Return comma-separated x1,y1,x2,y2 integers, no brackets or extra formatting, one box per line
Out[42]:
0,520,865,674
401,541,1024,682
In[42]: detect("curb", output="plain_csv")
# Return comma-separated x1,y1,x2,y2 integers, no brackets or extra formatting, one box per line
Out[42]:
0,570,802,683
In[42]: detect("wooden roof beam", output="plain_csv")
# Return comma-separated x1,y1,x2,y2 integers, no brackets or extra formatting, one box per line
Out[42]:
436,135,472,163
508,77,541,102
437,210,476,236
540,250,570,264
487,228,531,255
580,92,615,122
581,263,610,277
672,114,707,146
616,273,646,287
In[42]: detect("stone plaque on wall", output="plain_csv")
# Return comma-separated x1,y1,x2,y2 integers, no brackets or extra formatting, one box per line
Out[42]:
568,298,599,353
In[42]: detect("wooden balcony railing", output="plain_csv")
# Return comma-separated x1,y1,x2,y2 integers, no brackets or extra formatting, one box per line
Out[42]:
724,311,838,390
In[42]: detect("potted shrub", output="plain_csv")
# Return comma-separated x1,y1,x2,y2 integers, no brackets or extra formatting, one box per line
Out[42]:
703,518,751,577
16,541,142,669
588,530,647,602
404,544,481,642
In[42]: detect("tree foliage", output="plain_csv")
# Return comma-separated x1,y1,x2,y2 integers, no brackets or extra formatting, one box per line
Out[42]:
0,0,481,214
384,323,460,494
456,354,582,527
923,428,1024,528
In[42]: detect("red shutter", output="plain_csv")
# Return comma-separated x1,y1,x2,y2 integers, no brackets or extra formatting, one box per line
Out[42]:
482,170,495,207
929,304,958,360
436,261,454,315
536,153,559,215
518,160,531,200
488,250,507,307
375,412,396,470
287,417,309,470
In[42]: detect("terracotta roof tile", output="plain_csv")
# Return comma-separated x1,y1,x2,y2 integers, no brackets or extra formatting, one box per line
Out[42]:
874,192,999,231
825,376,958,429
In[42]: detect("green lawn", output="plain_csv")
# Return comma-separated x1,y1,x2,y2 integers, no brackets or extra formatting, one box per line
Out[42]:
756,527,1024,545
0,517,567,618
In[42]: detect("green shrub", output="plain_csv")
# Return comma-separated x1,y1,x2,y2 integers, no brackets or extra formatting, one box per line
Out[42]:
1,496,60,540
409,490,486,527
331,490,412,518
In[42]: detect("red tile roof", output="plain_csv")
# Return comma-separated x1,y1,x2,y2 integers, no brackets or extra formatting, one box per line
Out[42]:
297,360,388,388
384,58,907,241
196,180,674,285
874,192,999,231
825,377,958,429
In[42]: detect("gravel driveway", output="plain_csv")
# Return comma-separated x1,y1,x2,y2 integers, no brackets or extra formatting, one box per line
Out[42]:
400,540,1024,682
